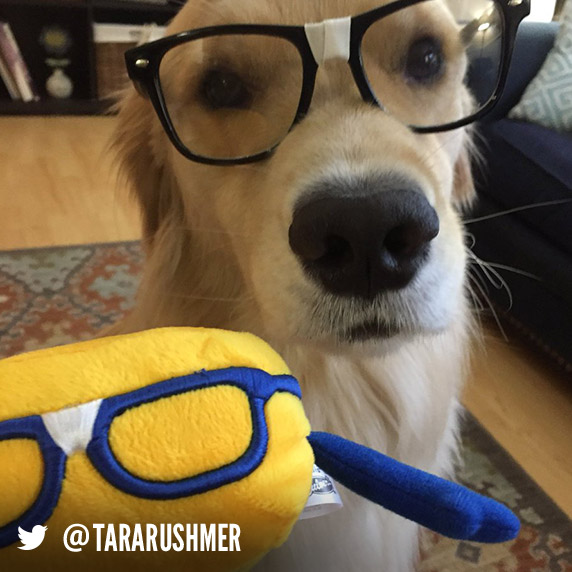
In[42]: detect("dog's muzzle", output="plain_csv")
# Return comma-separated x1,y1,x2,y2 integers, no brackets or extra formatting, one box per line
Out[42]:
289,176,439,300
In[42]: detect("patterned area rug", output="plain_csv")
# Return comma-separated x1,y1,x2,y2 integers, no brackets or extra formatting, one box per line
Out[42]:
1,242,571,570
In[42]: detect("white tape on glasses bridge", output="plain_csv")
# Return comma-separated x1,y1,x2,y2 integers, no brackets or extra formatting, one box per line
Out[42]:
304,16,352,66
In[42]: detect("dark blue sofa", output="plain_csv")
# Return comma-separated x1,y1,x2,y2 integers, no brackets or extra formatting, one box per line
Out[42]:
469,22,572,371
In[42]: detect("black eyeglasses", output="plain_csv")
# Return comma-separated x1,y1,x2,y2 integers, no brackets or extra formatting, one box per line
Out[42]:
125,0,530,166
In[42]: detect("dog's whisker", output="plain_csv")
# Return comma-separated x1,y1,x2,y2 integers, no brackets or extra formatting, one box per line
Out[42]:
467,253,541,281
466,272,487,325
464,198,572,224
465,278,486,314
467,250,513,310
467,262,491,295
467,249,520,303
469,291,485,313
468,254,504,291
464,231,476,250
481,262,541,281
467,272,509,341
466,269,496,325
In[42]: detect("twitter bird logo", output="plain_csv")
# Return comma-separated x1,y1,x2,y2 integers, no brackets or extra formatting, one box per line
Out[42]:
17,526,47,550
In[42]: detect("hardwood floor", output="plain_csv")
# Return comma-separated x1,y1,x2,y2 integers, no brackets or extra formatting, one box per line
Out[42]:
0,116,139,248
466,330,572,517
1,116,571,518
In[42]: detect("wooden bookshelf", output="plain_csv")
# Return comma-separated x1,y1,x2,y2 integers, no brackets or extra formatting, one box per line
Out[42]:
0,0,180,116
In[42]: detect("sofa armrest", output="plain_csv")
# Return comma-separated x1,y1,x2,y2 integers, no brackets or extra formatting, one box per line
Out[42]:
478,21,559,122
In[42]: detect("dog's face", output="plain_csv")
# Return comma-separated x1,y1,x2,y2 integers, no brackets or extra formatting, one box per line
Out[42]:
117,0,475,349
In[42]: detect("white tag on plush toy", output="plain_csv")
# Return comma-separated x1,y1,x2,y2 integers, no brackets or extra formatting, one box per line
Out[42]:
299,465,343,519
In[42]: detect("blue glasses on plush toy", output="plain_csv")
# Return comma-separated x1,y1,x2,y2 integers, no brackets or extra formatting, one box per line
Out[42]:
0,366,519,549
0,368,301,548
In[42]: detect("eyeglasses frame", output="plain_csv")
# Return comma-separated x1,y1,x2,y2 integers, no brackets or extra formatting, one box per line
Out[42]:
125,0,530,166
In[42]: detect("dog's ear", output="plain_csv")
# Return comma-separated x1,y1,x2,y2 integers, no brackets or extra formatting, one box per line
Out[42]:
111,88,184,247
452,133,476,210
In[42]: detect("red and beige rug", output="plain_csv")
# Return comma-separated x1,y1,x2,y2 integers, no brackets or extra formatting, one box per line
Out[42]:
1,242,571,570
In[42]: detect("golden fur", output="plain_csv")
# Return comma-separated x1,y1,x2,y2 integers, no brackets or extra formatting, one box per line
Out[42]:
112,0,476,569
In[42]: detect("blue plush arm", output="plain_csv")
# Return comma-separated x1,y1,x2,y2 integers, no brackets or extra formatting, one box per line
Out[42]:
308,432,520,543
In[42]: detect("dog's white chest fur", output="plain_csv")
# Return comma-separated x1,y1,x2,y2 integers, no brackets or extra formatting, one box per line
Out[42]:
255,327,466,572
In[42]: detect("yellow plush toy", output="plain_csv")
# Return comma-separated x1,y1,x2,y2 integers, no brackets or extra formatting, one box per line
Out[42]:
0,327,520,571
0,328,313,571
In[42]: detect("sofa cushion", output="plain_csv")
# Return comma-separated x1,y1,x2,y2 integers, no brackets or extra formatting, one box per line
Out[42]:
487,119,572,188
474,119,572,257
469,194,572,371
509,0,572,131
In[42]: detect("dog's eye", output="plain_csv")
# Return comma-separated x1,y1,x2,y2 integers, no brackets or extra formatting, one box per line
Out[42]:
200,68,251,110
404,37,444,83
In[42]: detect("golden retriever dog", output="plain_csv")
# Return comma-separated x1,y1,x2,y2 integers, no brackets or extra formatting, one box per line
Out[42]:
112,0,481,569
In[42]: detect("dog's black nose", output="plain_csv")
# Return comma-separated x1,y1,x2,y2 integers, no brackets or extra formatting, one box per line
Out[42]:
288,183,439,299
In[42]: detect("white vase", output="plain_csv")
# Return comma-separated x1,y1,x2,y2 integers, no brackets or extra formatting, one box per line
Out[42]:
46,69,73,99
